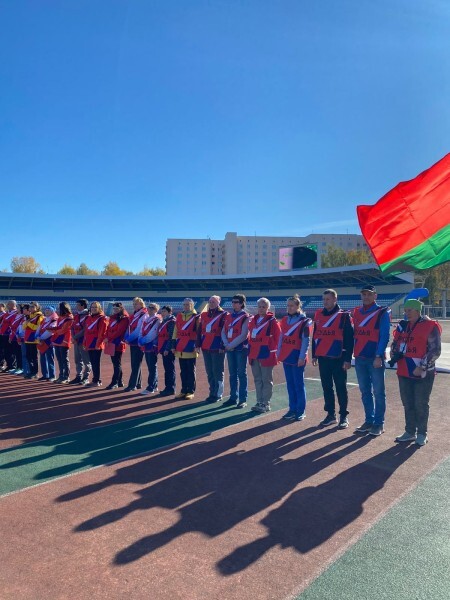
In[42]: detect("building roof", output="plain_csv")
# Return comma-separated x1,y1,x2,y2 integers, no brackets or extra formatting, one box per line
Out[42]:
0,265,412,293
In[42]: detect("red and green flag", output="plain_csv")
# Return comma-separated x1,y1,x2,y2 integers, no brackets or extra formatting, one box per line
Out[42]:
357,153,450,274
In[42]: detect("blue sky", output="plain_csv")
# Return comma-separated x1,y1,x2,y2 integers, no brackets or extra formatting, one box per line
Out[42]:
1,0,449,273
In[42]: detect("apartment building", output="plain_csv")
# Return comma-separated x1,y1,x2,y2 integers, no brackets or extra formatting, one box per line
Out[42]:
166,232,369,276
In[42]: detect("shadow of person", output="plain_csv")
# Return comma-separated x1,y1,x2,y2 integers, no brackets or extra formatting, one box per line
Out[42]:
101,431,369,565
217,443,417,575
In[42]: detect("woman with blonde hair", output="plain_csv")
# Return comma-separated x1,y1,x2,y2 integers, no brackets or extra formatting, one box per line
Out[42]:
278,294,312,421
83,302,108,387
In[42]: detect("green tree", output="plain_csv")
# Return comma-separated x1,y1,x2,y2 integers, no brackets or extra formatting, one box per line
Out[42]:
346,248,374,265
57,264,77,275
321,246,349,268
137,266,166,276
10,256,45,274
76,263,100,276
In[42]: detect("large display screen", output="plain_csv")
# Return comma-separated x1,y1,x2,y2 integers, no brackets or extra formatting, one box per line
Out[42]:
278,244,318,270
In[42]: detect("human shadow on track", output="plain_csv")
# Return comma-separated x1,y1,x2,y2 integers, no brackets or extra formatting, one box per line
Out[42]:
105,436,414,567
65,424,379,566
217,443,417,574
0,402,258,480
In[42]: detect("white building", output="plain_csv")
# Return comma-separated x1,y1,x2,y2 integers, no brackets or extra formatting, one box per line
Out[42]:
166,232,369,276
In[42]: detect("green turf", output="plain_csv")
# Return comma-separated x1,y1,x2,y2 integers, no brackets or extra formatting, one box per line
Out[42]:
297,456,450,600
0,379,325,496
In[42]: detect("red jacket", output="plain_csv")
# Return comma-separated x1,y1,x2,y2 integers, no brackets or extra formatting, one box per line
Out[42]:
83,314,108,350
105,313,130,353
51,315,75,348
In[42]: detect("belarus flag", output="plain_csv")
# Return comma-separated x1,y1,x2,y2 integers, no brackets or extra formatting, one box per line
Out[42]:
357,153,450,274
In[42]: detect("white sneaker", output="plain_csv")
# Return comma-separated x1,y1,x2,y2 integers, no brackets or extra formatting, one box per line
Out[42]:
140,389,151,395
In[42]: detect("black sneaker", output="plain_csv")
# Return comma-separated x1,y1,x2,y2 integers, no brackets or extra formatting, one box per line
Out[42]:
205,396,221,404
236,401,247,409
106,383,118,390
79,378,89,385
320,414,337,426
159,389,174,397
355,421,373,432
69,376,82,385
338,417,349,429
222,398,238,407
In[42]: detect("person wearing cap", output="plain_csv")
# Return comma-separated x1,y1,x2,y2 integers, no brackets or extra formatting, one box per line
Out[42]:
312,289,354,429
353,284,391,436
392,299,441,447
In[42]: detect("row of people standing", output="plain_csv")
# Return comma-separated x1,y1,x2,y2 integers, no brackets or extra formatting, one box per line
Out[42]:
0,289,441,446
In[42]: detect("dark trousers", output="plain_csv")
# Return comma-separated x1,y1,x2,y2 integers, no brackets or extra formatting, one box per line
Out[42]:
25,344,39,376
55,346,70,380
128,345,144,389
162,352,176,393
40,347,55,379
5,339,19,370
144,352,158,391
318,356,349,417
0,333,6,368
88,349,102,383
110,351,124,385
398,372,435,435
179,357,196,394
203,350,225,399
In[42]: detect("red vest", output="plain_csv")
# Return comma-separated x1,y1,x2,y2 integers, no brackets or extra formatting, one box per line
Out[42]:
9,313,25,343
83,315,108,350
37,317,58,354
353,306,388,358
24,313,44,344
394,319,441,378
158,316,176,353
200,310,226,351
105,314,129,353
0,310,18,336
223,312,249,349
72,312,89,342
313,309,348,358
248,314,279,366
175,313,199,353
278,315,310,364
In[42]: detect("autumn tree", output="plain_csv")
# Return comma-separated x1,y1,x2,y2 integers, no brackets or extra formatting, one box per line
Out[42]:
102,261,127,276
137,266,166,276
57,264,77,275
76,263,100,276
10,256,45,274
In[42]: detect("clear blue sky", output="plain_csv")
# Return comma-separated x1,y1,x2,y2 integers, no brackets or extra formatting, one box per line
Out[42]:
1,0,449,273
